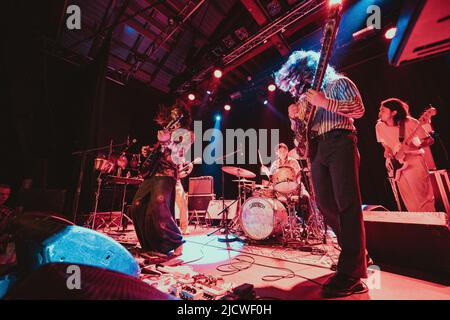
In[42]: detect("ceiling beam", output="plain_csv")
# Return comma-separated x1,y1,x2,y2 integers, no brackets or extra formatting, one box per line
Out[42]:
240,0,290,56
143,0,209,41
123,18,172,51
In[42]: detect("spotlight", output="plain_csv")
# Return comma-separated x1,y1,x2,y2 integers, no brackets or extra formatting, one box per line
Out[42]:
329,0,342,6
214,69,223,79
188,93,196,101
268,84,277,92
263,100,268,105
206,90,212,95
385,27,397,40
224,104,231,111
215,114,222,121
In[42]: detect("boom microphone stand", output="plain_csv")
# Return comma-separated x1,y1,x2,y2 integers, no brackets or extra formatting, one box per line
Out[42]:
207,150,241,242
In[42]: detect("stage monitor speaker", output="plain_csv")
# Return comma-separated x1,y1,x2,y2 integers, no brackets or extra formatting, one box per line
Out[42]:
13,213,140,278
5,263,177,300
363,211,450,276
189,176,214,195
362,204,388,211
207,200,239,220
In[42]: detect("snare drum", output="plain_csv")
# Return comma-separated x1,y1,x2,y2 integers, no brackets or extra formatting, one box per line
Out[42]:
240,197,288,240
271,166,298,194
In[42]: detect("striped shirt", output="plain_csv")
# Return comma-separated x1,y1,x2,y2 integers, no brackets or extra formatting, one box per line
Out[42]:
309,76,365,135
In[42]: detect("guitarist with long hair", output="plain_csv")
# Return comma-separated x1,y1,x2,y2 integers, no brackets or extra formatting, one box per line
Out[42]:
129,102,192,257
275,50,367,297
376,98,436,212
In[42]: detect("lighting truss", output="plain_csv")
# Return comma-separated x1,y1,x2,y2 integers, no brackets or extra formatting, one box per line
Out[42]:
176,0,326,93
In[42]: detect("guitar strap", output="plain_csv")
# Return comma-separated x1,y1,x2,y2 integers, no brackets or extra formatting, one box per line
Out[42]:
399,120,405,143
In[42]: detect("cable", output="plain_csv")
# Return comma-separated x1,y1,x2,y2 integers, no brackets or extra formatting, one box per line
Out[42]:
215,254,324,287
179,237,217,265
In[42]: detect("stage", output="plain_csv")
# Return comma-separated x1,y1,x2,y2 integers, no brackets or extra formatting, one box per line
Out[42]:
103,225,450,300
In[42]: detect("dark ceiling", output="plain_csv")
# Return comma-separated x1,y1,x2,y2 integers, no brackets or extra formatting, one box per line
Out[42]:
57,0,404,103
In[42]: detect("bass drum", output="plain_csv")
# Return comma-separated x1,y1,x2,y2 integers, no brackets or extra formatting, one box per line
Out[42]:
240,197,288,240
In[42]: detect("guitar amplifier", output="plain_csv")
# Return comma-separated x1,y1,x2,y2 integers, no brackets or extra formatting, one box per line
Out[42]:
189,176,214,195
188,194,215,212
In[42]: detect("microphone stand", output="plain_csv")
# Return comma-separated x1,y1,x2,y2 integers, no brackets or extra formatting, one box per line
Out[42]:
207,149,241,242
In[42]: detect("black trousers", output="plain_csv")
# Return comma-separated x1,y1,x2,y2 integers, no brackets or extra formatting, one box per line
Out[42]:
311,130,367,279
128,176,183,254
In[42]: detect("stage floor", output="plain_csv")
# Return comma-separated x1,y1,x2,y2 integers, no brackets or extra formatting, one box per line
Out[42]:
103,226,450,300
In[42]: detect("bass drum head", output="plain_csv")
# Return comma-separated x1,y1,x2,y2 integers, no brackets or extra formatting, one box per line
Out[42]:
240,197,287,240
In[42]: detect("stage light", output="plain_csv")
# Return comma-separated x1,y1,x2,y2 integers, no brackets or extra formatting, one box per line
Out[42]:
206,90,212,95
263,100,268,105
188,93,196,101
213,69,223,79
224,104,231,111
268,84,276,92
329,0,342,6
385,27,397,40
215,114,222,121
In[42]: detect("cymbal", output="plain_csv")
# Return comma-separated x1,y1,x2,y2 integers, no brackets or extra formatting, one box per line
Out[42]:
222,166,256,179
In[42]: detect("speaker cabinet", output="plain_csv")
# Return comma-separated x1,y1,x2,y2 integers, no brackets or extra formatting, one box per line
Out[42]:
363,211,450,276
13,213,139,278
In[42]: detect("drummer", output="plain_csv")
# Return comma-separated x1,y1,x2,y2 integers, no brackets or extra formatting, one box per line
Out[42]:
262,143,309,198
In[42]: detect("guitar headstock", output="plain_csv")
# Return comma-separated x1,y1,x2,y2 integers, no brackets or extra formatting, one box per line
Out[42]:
419,105,437,124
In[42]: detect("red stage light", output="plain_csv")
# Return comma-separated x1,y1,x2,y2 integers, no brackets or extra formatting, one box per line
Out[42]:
188,94,196,101
224,104,231,111
385,27,397,40
268,84,277,92
213,69,223,79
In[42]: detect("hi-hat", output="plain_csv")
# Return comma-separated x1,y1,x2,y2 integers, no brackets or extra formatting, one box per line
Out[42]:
232,178,255,183
222,166,256,179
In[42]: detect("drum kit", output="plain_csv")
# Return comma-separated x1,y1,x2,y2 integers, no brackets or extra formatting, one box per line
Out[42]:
221,162,325,247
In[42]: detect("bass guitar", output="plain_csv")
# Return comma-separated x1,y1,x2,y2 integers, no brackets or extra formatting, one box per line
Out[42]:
386,106,437,181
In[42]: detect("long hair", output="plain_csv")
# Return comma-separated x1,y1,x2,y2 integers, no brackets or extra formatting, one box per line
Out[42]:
381,98,408,125
274,50,340,96
154,101,192,129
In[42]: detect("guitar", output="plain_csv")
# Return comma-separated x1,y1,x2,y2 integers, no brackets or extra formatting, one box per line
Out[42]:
294,1,342,158
386,106,437,181
139,114,184,178
178,157,201,179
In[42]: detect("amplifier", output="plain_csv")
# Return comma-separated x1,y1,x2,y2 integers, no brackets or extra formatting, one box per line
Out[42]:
207,200,239,220
363,210,450,276
188,194,215,212
189,176,214,195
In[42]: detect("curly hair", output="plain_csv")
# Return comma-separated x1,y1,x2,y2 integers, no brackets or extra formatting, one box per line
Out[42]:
154,101,192,129
274,50,340,96
380,98,408,125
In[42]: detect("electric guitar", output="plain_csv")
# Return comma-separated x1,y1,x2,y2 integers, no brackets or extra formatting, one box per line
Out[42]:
386,106,437,181
294,1,343,158
178,157,201,179
139,114,184,178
